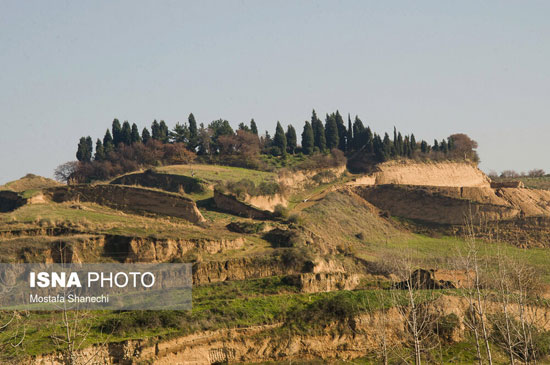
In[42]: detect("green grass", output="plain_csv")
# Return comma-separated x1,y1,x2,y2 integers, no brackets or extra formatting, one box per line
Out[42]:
357,233,550,283
157,164,277,185
0,201,238,241
0,274,448,359
493,176,550,190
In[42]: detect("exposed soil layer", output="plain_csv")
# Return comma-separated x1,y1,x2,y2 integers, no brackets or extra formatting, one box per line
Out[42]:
45,185,205,223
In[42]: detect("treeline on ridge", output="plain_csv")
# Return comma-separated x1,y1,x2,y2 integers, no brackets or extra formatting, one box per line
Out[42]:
62,110,479,182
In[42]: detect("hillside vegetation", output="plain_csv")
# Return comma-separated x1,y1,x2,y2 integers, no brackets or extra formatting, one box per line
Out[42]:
4,155,550,364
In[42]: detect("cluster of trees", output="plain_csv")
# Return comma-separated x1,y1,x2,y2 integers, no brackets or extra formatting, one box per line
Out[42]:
69,110,479,182
489,169,547,179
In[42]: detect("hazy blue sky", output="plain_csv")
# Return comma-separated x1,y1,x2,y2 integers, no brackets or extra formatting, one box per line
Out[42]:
1,1,549,184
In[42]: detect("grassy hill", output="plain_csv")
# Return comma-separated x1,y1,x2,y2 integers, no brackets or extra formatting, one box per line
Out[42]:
2,162,550,363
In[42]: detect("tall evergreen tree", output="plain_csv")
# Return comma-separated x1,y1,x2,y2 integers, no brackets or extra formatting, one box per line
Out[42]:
311,110,326,151
325,113,339,150
250,119,258,135
131,123,141,144
103,129,114,154
112,119,122,146
396,132,404,156
410,133,417,153
347,114,353,152
188,113,198,141
373,133,386,162
404,135,411,157
273,121,287,156
334,111,347,151
433,139,439,152
420,140,428,153
286,124,297,154
352,116,366,150
142,127,151,144
121,121,132,145
365,126,374,153
159,121,169,143
301,121,314,155
76,137,88,162
383,133,392,159
94,139,105,161
151,120,161,141
85,136,93,160
440,139,448,153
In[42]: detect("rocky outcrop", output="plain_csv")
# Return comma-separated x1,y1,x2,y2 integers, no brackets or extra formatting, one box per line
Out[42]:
354,184,519,224
287,272,361,293
394,269,457,290
213,190,273,219
103,235,245,263
45,185,205,223
110,170,206,194
192,256,307,285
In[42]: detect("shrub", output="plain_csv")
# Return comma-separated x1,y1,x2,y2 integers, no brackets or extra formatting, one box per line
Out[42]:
273,204,289,219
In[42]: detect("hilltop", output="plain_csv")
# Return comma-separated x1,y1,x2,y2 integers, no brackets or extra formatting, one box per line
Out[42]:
0,173,60,193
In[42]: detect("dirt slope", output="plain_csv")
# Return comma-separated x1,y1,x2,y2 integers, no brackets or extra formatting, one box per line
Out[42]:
351,160,491,188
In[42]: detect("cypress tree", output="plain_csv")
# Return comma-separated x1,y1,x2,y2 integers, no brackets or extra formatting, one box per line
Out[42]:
76,137,88,162
420,140,428,153
397,132,404,156
404,136,411,157
347,114,353,152
373,134,386,162
273,121,287,156
121,121,132,145
410,133,417,153
103,129,114,154
352,116,365,150
325,113,339,150
440,139,448,153
365,126,374,153
94,139,105,161
142,127,151,144
131,123,141,144
159,121,169,143
286,124,297,154
188,113,198,141
85,136,93,161
383,133,392,159
433,139,439,152
334,111,347,151
112,119,122,146
311,110,326,152
250,119,258,135
151,120,161,140
301,121,314,155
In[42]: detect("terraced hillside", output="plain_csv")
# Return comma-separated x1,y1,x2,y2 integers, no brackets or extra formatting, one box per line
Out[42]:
3,161,550,364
